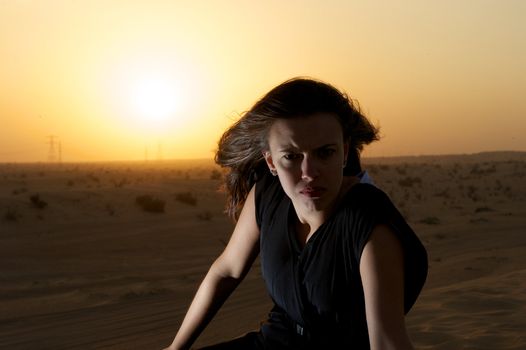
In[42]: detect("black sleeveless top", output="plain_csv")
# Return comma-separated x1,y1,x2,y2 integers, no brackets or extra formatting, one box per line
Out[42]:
255,173,428,349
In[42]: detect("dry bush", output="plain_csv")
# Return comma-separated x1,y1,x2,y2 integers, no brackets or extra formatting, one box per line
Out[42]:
197,211,213,221
30,194,47,209
470,163,497,176
113,178,127,188
210,169,222,180
3,207,18,222
105,203,116,216
12,187,28,195
87,173,100,183
175,192,198,206
135,195,165,213
475,206,493,213
398,176,422,187
470,217,489,223
395,165,407,175
434,188,450,198
419,216,441,225
467,185,481,201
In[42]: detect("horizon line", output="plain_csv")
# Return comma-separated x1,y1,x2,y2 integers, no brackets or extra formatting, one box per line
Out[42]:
1,150,525,165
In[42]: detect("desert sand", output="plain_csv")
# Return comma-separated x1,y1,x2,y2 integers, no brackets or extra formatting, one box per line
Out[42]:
1,152,525,349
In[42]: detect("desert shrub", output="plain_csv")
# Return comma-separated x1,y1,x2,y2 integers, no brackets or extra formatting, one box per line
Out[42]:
197,211,213,221
475,206,493,213
30,194,47,209
419,216,440,225
12,187,28,195
395,166,407,175
87,173,100,183
398,176,422,187
113,178,127,188
470,163,497,176
175,192,197,206
210,169,222,180
136,195,165,213
470,217,489,223
4,207,18,222
467,185,480,201
106,203,116,216
434,188,450,198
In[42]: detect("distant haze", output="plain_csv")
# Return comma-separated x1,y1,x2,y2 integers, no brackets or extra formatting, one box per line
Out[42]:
1,0,525,162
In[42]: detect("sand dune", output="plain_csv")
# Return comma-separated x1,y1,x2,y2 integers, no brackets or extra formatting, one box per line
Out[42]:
1,152,525,349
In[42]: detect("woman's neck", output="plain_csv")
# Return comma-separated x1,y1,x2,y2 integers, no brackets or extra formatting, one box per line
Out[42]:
292,175,360,239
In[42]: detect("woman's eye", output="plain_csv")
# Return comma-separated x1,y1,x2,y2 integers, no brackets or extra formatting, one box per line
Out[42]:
317,148,336,159
284,153,301,161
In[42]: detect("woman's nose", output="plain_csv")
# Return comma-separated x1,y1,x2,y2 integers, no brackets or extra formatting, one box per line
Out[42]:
301,156,320,181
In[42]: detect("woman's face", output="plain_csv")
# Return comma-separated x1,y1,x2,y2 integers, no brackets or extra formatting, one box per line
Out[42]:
264,113,348,214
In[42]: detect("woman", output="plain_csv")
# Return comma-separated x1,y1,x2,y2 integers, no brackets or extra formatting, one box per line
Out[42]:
164,77,428,349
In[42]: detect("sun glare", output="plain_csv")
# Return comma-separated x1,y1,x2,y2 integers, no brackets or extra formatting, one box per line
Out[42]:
108,58,204,139
130,75,181,124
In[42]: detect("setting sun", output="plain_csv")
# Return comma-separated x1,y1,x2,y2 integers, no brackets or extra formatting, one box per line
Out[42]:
106,59,199,140
129,74,181,125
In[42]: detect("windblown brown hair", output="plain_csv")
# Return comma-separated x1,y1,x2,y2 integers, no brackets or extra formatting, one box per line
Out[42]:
215,77,380,220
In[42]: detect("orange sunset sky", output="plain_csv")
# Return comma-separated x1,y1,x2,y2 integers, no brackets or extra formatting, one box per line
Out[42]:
1,0,525,162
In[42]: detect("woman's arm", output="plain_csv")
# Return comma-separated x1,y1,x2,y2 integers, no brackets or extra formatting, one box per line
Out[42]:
165,185,261,350
360,224,414,350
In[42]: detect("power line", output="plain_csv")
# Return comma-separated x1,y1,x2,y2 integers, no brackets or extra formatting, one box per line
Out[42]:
47,135,60,163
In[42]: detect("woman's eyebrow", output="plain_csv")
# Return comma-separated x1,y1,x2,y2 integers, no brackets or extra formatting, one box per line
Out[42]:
317,143,338,149
278,143,338,153
278,146,299,153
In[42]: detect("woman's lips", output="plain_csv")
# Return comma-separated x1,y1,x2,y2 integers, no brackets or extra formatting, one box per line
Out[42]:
300,186,325,198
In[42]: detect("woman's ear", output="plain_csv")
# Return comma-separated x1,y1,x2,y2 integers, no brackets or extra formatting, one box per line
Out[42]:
263,151,278,176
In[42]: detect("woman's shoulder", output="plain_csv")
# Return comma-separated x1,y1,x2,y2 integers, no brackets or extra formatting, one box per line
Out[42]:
341,182,393,213
338,182,428,313
335,182,413,252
